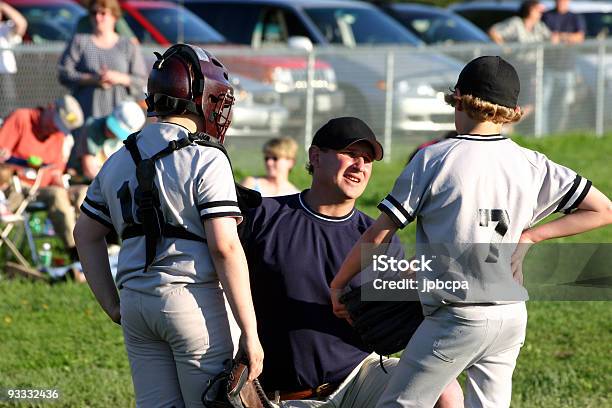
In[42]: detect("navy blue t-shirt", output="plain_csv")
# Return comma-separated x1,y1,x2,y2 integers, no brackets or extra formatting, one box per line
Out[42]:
241,191,393,391
542,10,586,33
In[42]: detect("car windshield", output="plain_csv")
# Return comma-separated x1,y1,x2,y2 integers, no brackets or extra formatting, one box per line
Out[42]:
16,3,86,42
582,12,612,38
394,9,490,44
304,7,421,45
135,6,226,44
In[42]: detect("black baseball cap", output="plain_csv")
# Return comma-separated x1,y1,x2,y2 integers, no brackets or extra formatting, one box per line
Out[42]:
455,56,520,108
312,117,383,161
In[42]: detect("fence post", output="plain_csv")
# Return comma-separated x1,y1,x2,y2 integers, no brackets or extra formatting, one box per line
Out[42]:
304,50,316,152
383,50,395,163
534,44,544,137
595,41,606,138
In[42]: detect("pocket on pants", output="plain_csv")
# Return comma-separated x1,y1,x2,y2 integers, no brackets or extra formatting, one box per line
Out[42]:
430,310,487,364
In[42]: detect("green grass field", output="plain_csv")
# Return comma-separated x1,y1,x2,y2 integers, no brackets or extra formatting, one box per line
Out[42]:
1,133,611,407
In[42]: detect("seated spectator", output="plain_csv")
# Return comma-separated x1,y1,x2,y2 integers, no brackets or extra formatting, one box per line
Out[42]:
0,1,27,117
0,95,84,272
241,136,300,197
70,100,145,183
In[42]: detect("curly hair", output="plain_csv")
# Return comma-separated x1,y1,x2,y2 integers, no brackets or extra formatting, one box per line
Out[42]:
444,93,523,124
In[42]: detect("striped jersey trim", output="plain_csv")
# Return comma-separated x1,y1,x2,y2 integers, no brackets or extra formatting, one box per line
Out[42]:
200,205,241,217
556,175,592,213
81,205,113,229
84,196,110,216
197,200,239,211
298,192,355,222
378,194,415,228
81,199,112,225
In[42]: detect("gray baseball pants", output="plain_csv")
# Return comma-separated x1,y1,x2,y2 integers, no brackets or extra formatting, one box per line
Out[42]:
376,302,527,408
120,285,234,408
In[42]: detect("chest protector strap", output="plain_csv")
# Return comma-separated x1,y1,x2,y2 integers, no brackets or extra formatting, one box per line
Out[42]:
123,132,206,271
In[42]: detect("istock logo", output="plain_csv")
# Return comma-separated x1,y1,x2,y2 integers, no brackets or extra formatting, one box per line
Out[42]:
372,255,434,273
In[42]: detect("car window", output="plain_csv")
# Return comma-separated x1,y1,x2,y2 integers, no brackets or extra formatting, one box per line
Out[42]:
454,9,516,31
133,6,225,44
582,12,612,38
394,10,490,44
15,4,87,43
187,3,261,44
303,6,421,46
254,7,313,46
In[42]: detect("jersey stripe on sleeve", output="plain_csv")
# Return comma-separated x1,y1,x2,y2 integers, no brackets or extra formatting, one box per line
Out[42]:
80,202,113,229
198,200,241,219
555,175,592,213
378,194,415,228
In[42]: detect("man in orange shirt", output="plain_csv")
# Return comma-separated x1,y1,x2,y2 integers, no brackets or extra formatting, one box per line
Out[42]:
0,95,84,266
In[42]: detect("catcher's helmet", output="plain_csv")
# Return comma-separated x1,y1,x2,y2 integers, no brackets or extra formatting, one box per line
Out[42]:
146,44,234,143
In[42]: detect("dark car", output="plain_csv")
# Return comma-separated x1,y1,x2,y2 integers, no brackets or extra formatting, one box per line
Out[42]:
120,0,341,132
184,0,462,134
379,2,491,45
6,0,86,43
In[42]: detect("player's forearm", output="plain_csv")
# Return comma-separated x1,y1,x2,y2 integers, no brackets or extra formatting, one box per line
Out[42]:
526,208,612,243
332,214,398,289
211,244,259,336
74,228,118,321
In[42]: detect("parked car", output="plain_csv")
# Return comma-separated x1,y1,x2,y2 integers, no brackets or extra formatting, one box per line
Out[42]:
120,0,342,132
378,2,491,45
185,0,462,134
6,0,86,43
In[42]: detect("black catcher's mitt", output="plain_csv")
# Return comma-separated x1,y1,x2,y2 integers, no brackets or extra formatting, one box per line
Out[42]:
340,284,424,356
202,351,274,408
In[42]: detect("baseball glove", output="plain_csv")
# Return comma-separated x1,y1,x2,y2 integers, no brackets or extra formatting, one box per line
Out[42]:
340,283,424,357
202,350,274,408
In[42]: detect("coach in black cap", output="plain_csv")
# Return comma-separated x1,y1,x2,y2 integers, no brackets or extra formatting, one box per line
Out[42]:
238,116,462,406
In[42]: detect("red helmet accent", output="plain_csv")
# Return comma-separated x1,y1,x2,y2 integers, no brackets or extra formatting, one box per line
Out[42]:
146,44,234,143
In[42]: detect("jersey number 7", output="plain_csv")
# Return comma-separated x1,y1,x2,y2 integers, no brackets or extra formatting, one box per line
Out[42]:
478,209,510,263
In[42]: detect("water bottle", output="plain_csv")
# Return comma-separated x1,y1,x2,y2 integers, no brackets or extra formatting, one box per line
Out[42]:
38,242,53,268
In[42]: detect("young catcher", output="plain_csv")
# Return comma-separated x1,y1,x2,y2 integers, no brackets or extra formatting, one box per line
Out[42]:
330,56,612,407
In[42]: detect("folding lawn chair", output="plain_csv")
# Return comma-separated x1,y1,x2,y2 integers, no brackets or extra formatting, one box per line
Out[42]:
0,160,50,281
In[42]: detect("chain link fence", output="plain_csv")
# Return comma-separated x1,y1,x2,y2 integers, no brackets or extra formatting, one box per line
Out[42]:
1,40,610,169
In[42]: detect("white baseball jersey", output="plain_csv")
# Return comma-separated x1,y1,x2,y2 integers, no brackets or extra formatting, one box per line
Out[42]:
378,134,591,312
81,122,242,295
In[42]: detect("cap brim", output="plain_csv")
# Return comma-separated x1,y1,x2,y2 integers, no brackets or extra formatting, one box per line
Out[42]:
106,115,130,140
346,138,384,161
53,112,71,136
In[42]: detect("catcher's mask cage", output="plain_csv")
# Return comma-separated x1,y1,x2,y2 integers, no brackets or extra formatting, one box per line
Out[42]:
146,43,235,143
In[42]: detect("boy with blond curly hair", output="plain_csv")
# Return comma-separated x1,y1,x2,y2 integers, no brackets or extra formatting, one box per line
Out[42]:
330,56,612,407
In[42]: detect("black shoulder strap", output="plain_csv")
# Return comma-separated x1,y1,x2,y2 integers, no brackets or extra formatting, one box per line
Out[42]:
124,132,143,165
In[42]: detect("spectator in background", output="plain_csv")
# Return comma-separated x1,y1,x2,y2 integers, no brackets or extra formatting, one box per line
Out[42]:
489,1,550,44
0,2,27,118
73,0,138,44
69,100,145,209
58,0,146,120
488,1,550,122
0,95,84,270
241,137,300,197
541,0,586,133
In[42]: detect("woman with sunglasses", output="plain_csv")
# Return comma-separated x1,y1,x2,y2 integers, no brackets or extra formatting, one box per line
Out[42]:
242,136,300,197
58,0,146,120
